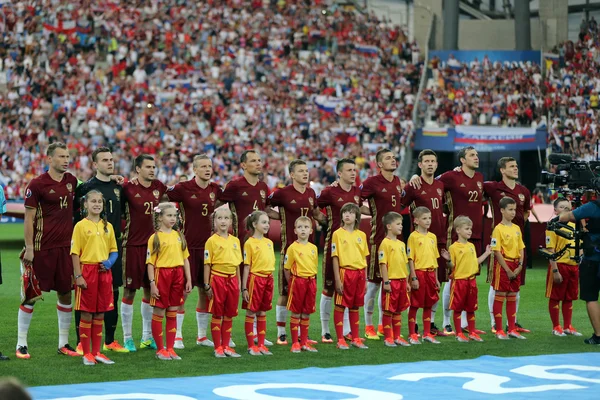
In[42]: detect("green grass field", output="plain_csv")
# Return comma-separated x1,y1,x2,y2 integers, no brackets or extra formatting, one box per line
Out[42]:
0,223,597,387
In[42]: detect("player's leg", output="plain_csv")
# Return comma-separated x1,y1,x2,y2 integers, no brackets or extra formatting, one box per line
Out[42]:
141,276,155,349
488,286,496,330
152,306,169,360
79,311,93,363
174,292,188,349
377,288,384,336
91,313,105,358
290,311,301,353
56,248,77,355
320,253,335,342
276,254,288,344
196,287,212,346
256,311,272,355
245,310,257,350
103,241,123,352
564,266,581,335
493,290,507,339
441,281,453,334
121,287,136,351
16,301,34,359
364,248,379,339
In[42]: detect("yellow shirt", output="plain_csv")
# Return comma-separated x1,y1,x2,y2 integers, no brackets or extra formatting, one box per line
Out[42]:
378,237,409,279
491,222,525,260
71,219,117,264
546,222,577,266
204,234,242,275
449,241,479,279
146,231,190,269
284,241,318,278
407,231,439,270
244,236,276,275
331,228,369,270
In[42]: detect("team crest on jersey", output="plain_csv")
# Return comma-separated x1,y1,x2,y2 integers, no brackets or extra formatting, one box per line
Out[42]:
437,188,443,197
396,186,402,194
26,189,32,198
153,190,160,199
66,183,73,193
354,196,360,204
477,181,483,190
260,190,266,199
127,277,132,285
357,237,362,244
114,188,121,199
309,197,314,206
209,192,216,201
379,251,385,260
311,249,316,256
518,194,525,202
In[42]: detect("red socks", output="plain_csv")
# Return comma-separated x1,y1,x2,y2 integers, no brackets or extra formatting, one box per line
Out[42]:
211,316,222,349
382,312,393,341
290,316,300,344
151,314,164,351
562,300,573,328
493,294,505,330
300,317,309,346
166,311,177,350
467,312,475,333
80,318,92,355
506,295,517,332
349,308,359,339
453,311,462,335
222,317,233,348
92,317,103,355
257,315,267,347
549,299,560,327
334,306,344,341
423,307,432,337
245,316,255,347
392,314,401,339
408,306,418,335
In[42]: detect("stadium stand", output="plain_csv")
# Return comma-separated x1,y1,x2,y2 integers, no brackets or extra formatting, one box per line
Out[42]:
0,0,421,199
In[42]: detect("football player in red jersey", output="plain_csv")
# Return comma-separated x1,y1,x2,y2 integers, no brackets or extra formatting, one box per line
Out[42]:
120,155,168,352
484,157,533,334
17,142,80,359
316,158,361,343
267,160,325,345
167,154,222,349
360,149,403,340
401,150,448,336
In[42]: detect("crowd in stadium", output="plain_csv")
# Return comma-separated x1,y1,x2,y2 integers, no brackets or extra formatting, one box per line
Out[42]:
0,0,420,199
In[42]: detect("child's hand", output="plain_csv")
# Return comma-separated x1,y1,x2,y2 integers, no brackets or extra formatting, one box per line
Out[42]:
406,284,411,293
151,283,160,299
185,281,192,293
440,249,450,261
206,287,213,300
553,270,563,284
435,279,441,291
383,282,391,293
75,276,87,290
335,281,343,296
410,278,419,291
485,245,492,255
243,289,250,303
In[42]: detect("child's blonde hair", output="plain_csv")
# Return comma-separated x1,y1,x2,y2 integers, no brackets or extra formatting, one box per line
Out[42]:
294,216,312,227
152,202,187,255
412,206,431,220
453,215,473,230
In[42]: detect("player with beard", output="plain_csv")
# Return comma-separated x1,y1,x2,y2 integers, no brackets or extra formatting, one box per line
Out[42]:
218,150,271,347
360,149,403,340
316,158,361,343
17,142,80,359
166,155,222,348
120,155,168,352
266,160,324,345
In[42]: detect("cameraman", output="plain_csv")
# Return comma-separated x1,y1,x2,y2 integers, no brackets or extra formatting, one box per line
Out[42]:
559,201,600,344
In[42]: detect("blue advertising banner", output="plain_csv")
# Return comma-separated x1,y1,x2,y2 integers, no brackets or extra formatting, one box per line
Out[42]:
429,50,541,64
414,125,547,152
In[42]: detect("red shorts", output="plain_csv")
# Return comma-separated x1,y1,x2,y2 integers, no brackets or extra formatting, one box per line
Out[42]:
287,275,316,315
382,278,410,313
150,267,185,309
449,277,478,312
208,273,239,317
123,246,149,290
492,259,521,293
75,264,114,313
367,242,382,283
188,247,205,287
410,269,439,308
243,273,274,312
335,267,366,309
546,263,579,301
437,243,449,282
33,247,73,293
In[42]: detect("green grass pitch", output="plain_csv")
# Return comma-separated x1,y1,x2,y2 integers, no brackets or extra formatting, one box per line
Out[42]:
0,223,597,387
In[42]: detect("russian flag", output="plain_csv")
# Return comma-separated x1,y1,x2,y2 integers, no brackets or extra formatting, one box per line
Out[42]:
354,43,380,57
313,95,346,113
